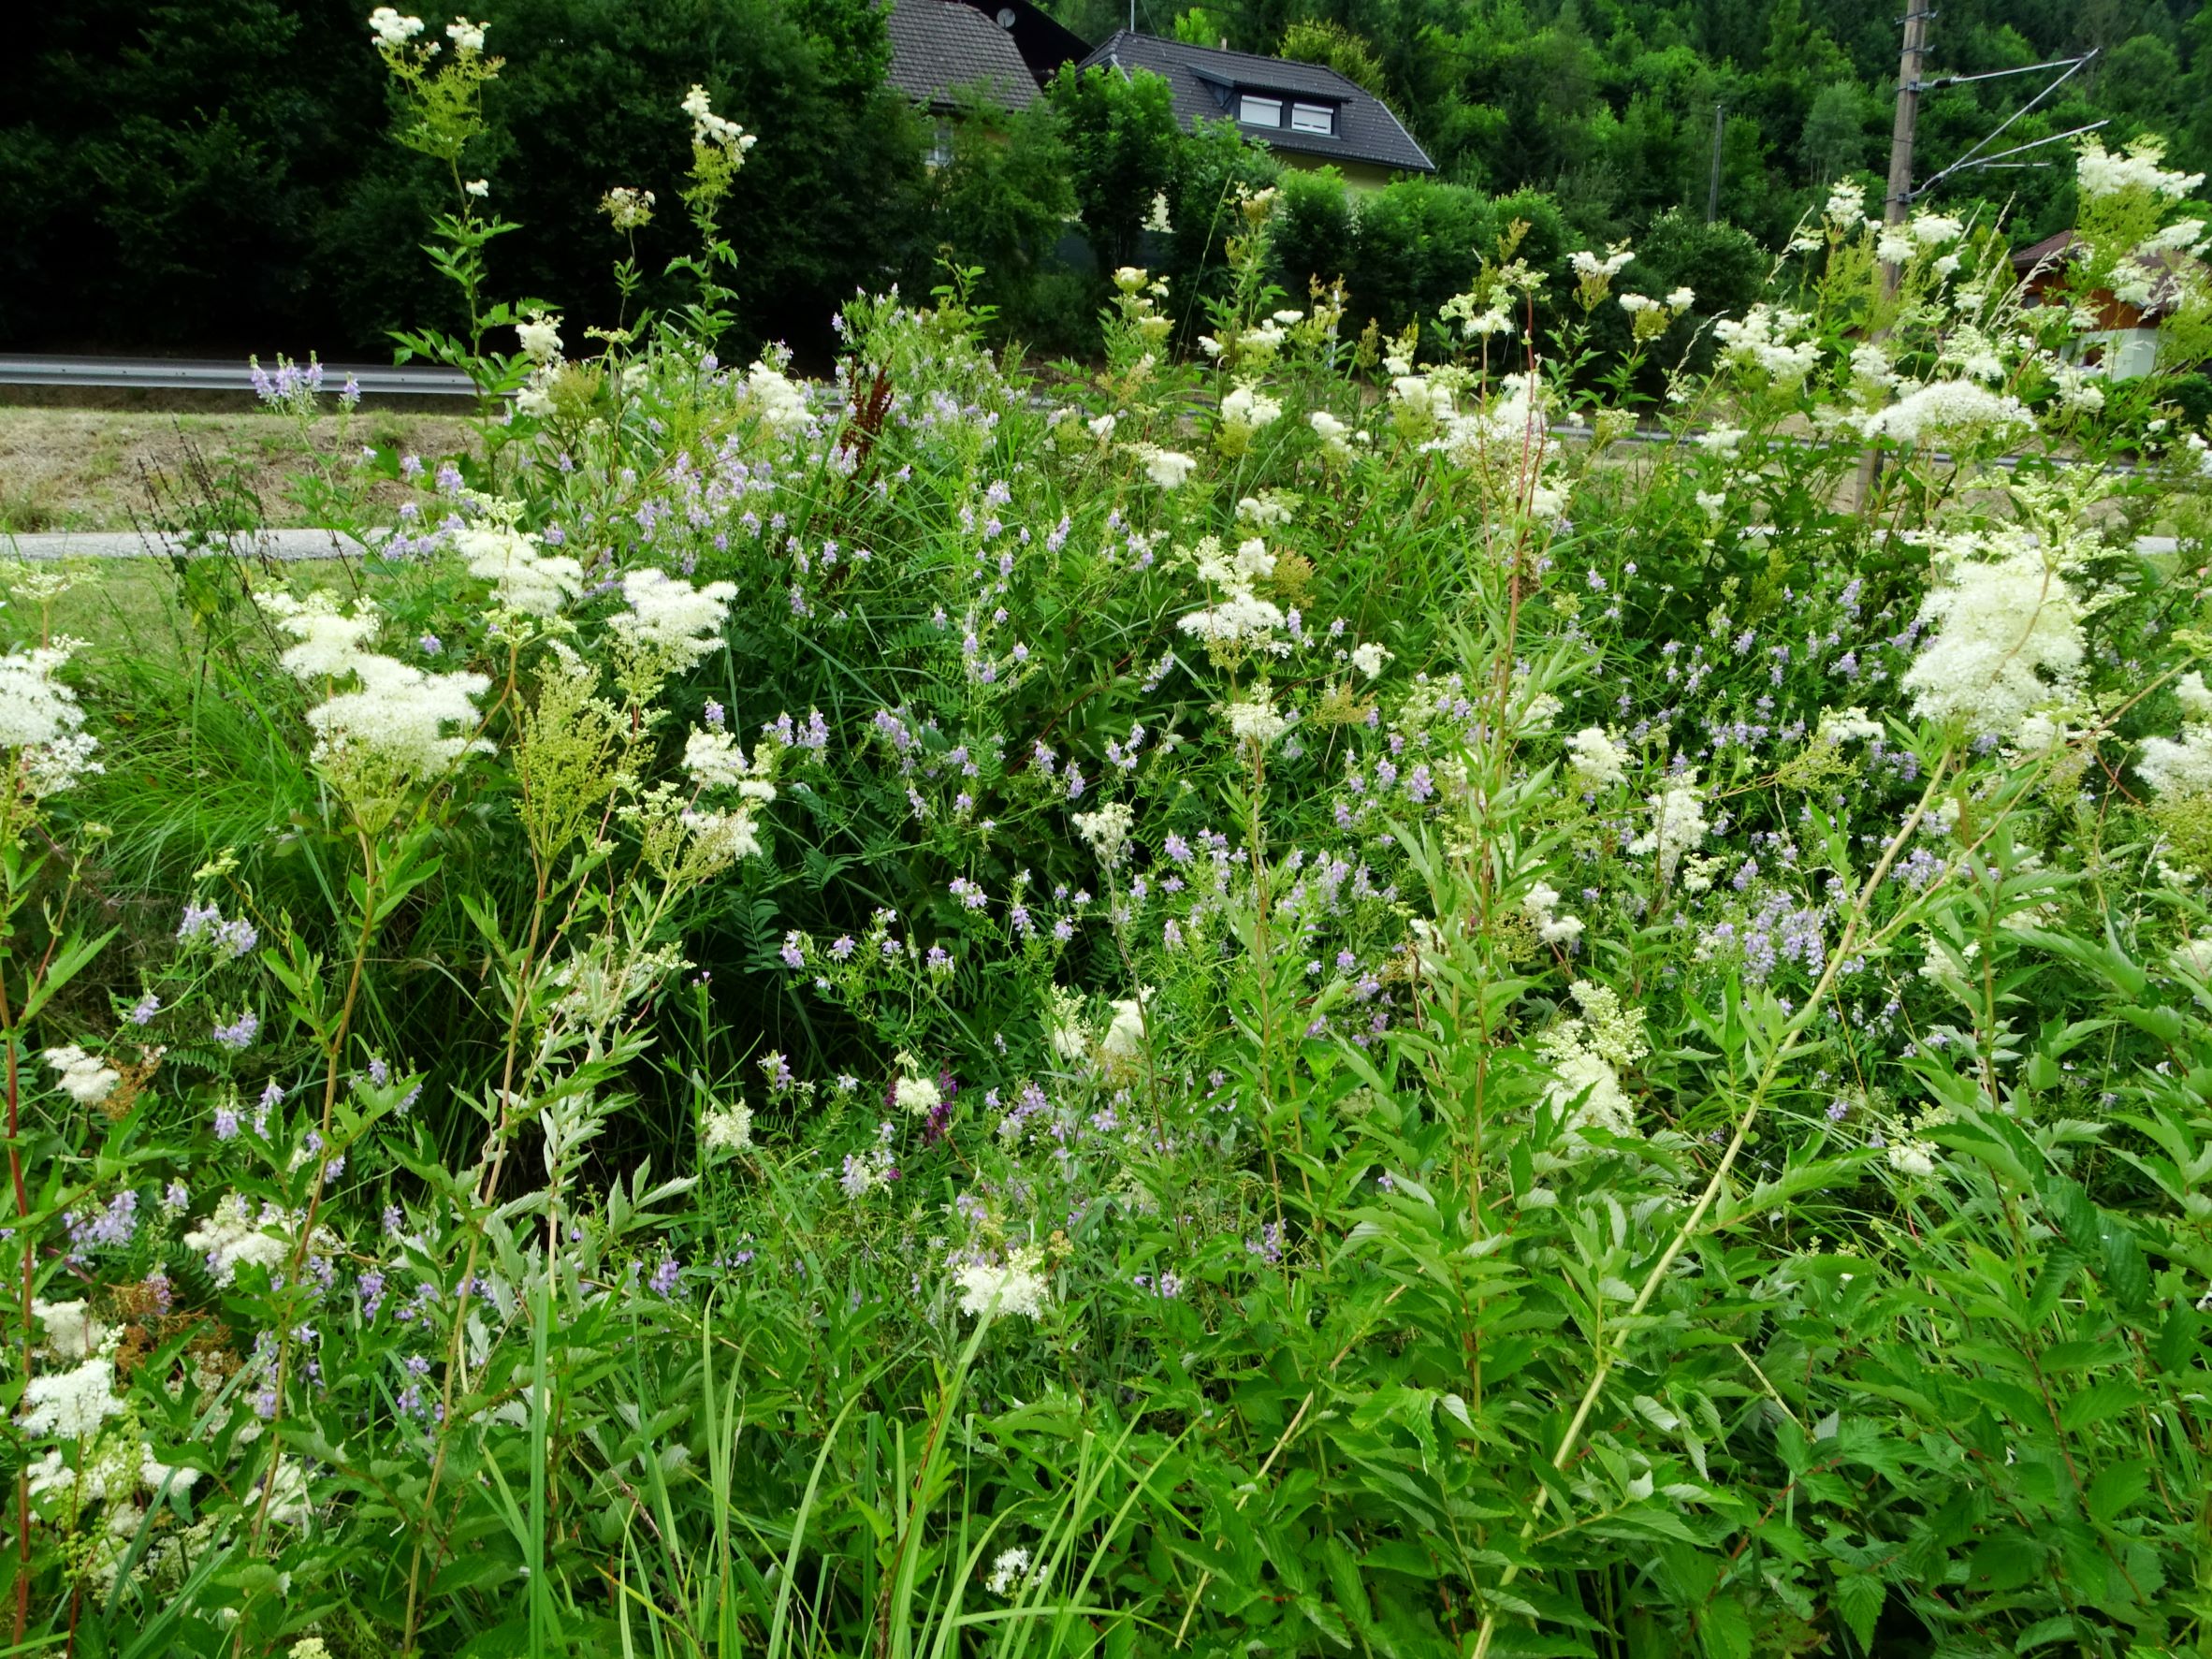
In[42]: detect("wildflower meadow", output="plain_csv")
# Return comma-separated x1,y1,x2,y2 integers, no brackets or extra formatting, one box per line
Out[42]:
8,15,2212,1658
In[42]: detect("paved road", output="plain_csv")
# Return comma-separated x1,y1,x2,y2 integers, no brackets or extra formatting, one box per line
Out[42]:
0,354,477,398
4,528,392,560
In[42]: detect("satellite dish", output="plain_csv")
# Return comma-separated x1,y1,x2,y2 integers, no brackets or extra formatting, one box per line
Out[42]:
996,7,1015,24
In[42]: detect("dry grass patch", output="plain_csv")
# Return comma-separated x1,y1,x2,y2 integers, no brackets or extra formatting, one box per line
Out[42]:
0,407,476,533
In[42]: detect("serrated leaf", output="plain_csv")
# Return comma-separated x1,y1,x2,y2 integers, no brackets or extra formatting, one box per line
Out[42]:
2098,1223,2150,1309
1697,1594,1753,1659
2013,1614,2085,1651
2086,1458,2149,1524
1965,1534,2042,1593
1834,1572,1884,1650
2058,1377,2141,1432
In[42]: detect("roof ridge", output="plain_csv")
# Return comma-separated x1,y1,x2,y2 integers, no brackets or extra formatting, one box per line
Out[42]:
1071,27,1435,173
1097,29,1368,96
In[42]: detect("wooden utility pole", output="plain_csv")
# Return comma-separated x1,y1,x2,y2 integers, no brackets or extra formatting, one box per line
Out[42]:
1706,102,1725,222
1881,6,1934,295
1861,4,1934,510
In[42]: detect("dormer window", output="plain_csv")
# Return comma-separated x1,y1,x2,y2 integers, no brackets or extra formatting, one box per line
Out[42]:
1232,91,1337,135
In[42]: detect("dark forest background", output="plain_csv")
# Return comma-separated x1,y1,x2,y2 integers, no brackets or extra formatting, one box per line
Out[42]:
2,0,2205,361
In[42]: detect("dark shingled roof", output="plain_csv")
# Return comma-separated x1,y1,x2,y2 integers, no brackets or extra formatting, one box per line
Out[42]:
885,0,1041,113
2011,227,2197,318
1073,32,1433,174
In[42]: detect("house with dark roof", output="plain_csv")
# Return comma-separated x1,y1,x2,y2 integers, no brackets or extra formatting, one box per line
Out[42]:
884,0,1088,118
2010,228,2202,382
1072,32,1433,190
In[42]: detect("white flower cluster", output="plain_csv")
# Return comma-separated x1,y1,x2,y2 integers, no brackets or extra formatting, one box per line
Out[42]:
2138,671,2212,800
1099,993,1147,1066
34,1299,112,1361
955,1244,1051,1320
313,656,493,780
44,1045,121,1108
2076,135,2205,202
260,593,492,789
1217,383,1282,433
601,186,656,230
183,1192,308,1286
743,362,813,436
1875,219,1959,267
1822,179,1869,229
1072,800,1135,866
1565,726,1629,790
1570,245,1634,282
368,7,425,46
1860,380,2032,446
264,592,375,678
1537,982,1650,1148
1618,286,1694,341
445,15,486,52
895,1075,941,1116
1136,445,1198,490
1886,1139,1941,1179
682,729,777,800
1222,689,1293,749
20,1357,128,1439
1439,288,1512,338
681,84,756,156
1629,776,1710,887
702,1100,754,1152
986,1545,1033,1595
0,643,102,795
674,727,775,865
1388,361,1452,427
1522,880,1585,946
610,567,739,669
1041,986,1091,1063
1308,409,1357,462
455,522,583,616
1901,531,2084,738
515,312,562,366
1428,374,1556,481
1812,706,1884,747
1178,536,1287,658
1711,305,1820,384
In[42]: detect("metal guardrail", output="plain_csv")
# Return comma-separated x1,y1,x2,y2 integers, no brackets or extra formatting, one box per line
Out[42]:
0,355,477,397
0,357,2159,478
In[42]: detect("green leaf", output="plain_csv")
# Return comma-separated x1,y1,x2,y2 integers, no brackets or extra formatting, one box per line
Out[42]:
2058,1377,2142,1432
2099,1222,2151,1310
2116,1004,2186,1043
1697,1595,1753,1659
2013,1615,2085,1652
1834,1572,1885,1652
18,925,119,1021
2086,1458,2149,1524
1965,1534,2042,1593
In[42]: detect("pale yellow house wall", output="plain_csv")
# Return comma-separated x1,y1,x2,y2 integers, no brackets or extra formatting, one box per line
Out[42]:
1273,151,1397,193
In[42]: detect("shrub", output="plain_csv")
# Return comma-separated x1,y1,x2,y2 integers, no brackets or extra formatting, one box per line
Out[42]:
924,90,1082,351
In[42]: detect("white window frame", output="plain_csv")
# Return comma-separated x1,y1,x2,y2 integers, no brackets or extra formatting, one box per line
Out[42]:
1237,95,1283,127
1288,101,1335,135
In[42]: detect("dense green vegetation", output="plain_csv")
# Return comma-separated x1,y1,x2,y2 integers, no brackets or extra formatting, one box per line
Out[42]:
7,21,2212,1653
1113,0,2212,243
3,0,2205,361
